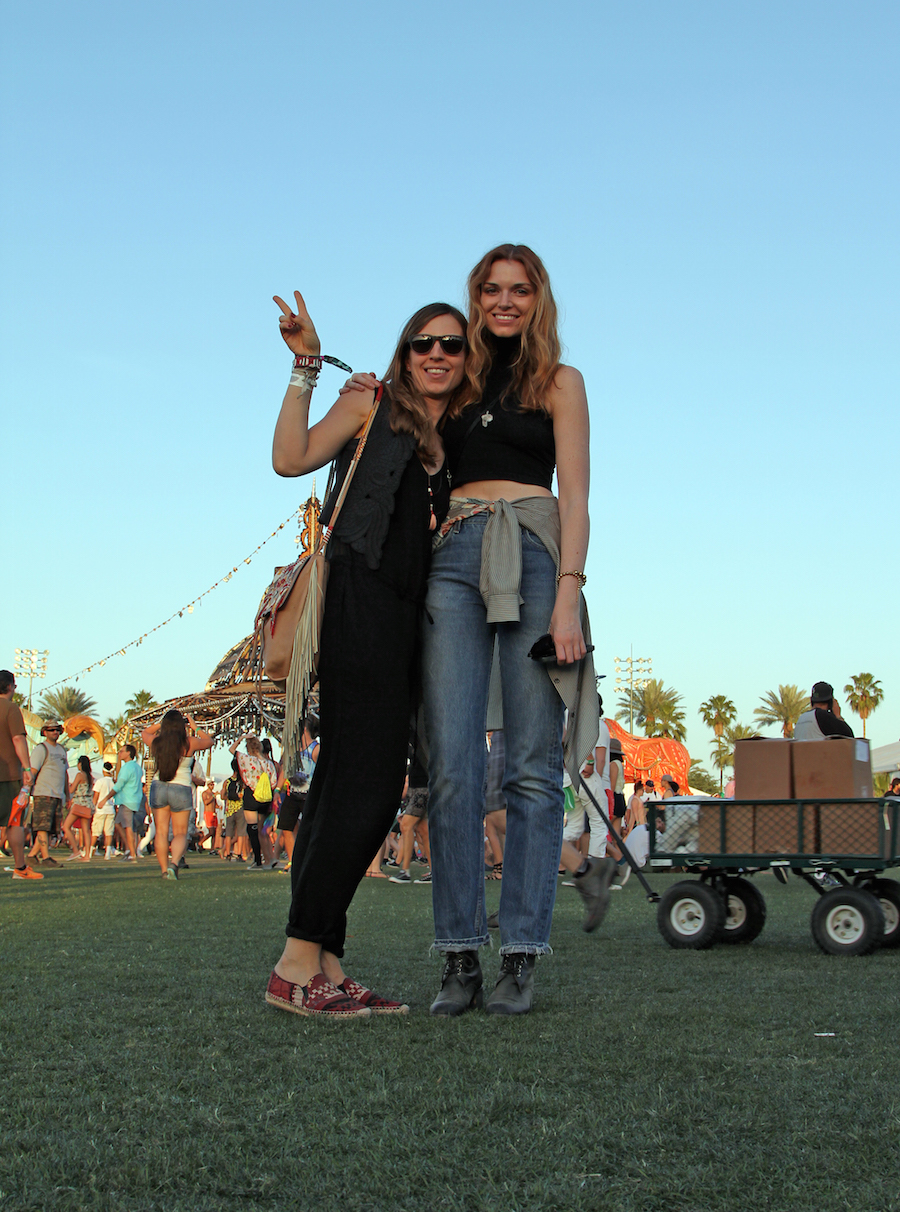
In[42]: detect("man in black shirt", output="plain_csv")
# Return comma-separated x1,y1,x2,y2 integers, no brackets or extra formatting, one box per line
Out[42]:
794,682,854,740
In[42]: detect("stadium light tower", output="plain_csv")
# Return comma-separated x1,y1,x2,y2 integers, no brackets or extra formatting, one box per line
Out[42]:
614,647,652,735
13,648,48,711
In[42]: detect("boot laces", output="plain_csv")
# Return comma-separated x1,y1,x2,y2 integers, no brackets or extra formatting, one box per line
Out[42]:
442,952,473,979
500,953,528,978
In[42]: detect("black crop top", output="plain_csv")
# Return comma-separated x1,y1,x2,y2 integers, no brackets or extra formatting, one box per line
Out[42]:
441,336,556,490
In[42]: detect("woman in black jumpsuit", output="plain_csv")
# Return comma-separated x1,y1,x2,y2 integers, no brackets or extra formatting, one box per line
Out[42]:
265,289,467,1018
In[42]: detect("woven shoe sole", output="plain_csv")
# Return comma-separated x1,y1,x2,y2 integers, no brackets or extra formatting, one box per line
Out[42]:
265,971,372,1019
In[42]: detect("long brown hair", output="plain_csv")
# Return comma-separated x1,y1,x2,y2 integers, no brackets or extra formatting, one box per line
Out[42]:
151,709,189,782
453,243,562,417
77,754,94,790
382,302,470,461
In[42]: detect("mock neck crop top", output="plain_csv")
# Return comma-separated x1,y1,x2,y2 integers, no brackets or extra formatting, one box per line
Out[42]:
441,336,555,491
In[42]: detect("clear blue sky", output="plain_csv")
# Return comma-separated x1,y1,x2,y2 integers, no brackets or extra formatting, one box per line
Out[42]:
2,0,897,768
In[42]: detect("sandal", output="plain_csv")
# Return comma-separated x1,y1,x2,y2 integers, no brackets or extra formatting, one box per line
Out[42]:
339,977,409,1016
265,971,372,1018
487,862,503,881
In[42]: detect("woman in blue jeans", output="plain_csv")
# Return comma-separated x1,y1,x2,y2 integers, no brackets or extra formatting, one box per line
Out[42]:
424,244,602,1017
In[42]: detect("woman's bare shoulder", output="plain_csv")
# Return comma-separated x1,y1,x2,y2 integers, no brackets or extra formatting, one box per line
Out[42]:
546,364,586,409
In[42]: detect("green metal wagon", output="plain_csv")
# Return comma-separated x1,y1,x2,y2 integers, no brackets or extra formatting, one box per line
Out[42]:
646,797,900,956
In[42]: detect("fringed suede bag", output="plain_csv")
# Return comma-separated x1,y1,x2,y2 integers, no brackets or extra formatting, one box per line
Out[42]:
254,385,383,767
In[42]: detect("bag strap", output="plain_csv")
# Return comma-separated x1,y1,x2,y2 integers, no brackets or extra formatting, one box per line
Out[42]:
318,383,383,553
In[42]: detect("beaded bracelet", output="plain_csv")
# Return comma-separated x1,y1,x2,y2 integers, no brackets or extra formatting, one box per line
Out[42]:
556,570,587,588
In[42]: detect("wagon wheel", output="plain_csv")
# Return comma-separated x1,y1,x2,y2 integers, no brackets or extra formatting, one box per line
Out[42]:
858,878,900,949
810,887,885,956
719,877,766,945
657,881,724,950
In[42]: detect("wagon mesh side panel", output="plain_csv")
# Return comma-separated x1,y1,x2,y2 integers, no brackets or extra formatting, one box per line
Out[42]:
648,799,897,865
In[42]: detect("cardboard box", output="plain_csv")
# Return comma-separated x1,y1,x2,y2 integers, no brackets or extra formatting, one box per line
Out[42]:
697,802,754,853
792,737,872,799
754,802,818,854
792,739,877,855
734,739,793,800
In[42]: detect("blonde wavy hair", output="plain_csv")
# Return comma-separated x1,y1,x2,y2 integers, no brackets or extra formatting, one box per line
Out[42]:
382,302,470,462
452,243,562,417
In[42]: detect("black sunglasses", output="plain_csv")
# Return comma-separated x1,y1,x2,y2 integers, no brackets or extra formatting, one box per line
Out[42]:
408,334,466,357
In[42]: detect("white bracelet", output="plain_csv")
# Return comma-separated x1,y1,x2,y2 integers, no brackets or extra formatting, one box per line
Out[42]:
289,368,319,392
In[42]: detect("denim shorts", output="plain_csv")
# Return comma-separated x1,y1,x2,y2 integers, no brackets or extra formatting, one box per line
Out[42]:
149,781,193,813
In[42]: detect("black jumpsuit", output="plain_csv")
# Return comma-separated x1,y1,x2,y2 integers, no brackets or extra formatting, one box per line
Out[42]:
286,444,449,956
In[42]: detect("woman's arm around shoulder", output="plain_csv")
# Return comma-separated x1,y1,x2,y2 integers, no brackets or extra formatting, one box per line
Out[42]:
546,365,590,664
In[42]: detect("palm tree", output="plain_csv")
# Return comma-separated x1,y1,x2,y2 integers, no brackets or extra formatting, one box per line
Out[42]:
712,723,758,775
753,685,808,738
38,686,97,721
688,761,719,796
125,689,158,717
699,695,736,740
843,673,884,738
616,678,686,741
104,714,130,742
873,772,891,797
698,695,737,788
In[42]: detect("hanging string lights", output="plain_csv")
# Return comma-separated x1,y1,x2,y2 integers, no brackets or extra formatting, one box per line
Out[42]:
44,507,301,693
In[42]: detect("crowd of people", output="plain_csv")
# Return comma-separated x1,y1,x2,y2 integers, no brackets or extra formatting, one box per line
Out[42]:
0,685,320,877
1,689,643,893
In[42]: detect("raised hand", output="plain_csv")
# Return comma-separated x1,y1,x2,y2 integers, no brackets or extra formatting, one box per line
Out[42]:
274,290,321,357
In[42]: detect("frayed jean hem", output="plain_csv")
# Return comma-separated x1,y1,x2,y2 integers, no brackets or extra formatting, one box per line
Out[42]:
432,935,491,953
498,943,553,957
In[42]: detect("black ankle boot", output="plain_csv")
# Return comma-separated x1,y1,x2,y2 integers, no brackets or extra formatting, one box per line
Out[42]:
486,952,536,1016
429,950,483,1017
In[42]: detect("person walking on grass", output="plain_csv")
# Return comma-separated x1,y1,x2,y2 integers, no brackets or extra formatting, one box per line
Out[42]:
0,669,42,881
141,711,213,880
27,720,70,868
91,763,117,858
228,735,278,870
112,744,143,861
390,751,432,885
62,755,94,860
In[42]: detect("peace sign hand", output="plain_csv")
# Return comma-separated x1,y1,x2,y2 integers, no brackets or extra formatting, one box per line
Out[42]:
274,290,321,357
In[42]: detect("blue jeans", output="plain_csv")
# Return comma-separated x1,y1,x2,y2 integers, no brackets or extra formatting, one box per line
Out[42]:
149,781,193,813
423,514,565,956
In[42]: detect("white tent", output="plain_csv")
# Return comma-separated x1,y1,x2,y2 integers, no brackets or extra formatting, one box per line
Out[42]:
872,741,900,776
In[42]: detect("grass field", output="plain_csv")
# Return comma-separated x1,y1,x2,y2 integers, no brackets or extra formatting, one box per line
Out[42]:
2,855,898,1212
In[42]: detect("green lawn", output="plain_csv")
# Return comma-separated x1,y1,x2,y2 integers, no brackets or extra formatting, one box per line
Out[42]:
2,856,898,1212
